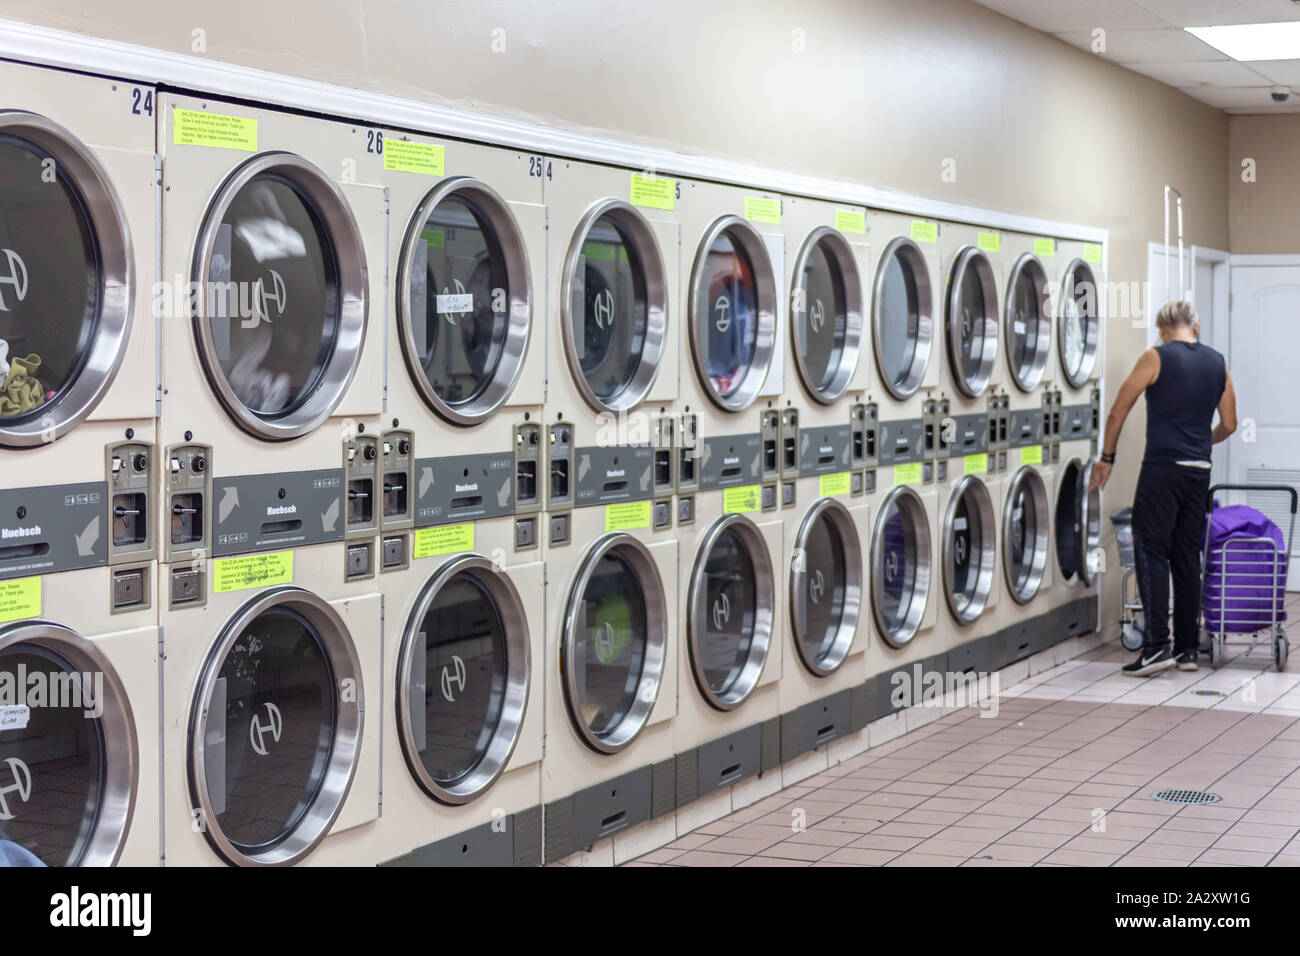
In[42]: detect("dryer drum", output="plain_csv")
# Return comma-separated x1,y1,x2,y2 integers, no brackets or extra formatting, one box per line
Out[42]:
872,485,932,647
791,497,862,675
790,227,863,404
872,237,934,400
688,215,777,412
1054,457,1101,586
1003,465,1050,603
0,112,133,448
0,622,137,866
561,533,667,754
397,176,531,426
687,513,775,710
943,475,996,623
561,199,667,413
945,246,998,398
1058,259,1100,388
1004,253,1051,392
191,151,368,441
187,586,362,866
396,554,530,805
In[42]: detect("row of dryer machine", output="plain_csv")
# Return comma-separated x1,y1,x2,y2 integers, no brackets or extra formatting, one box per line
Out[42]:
0,59,1103,867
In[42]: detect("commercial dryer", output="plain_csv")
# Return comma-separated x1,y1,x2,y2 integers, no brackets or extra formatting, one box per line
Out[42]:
159,541,380,866
156,94,386,611
0,62,158,603
0,563,159,866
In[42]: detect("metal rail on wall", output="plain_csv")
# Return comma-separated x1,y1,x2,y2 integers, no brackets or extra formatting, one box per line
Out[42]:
1164,185,1185,302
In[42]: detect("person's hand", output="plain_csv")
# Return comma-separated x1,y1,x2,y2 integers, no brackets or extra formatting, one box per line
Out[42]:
1089,460,1111,492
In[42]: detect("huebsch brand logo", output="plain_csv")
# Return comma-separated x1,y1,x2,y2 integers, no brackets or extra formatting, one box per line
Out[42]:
605,468,625,478
455,482,479,493
0,756,32,821
0,248,28,311
713,294,731,333
254,269,286,324
49,886,152,937
1,525,41,539
809,297,825,334
265,504,297,516
711,592,731,631
808,569,825,604
248,701,283,755
440,655,466,703
593,287,615,329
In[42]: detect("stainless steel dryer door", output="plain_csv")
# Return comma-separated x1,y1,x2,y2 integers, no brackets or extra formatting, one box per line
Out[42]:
872,486,932,647
1058,259,1100,388
872,237,933,400
790,227,862,404
1004,253,1051,392
0,622,137,866
1003,465,1049,603
942,475,996,623
1054,457,1101,585
945,247,998,398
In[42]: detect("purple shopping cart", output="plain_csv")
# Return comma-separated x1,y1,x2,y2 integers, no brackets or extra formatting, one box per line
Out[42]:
1201,484,1296,671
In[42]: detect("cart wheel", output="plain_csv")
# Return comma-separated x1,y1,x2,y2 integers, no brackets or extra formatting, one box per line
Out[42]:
1208,637,1220,669
1275,634,1288,672
1121,622,1142,652
1198,628,1211,653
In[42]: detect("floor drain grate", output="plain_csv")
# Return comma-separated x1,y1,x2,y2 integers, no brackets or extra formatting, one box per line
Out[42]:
1151,788,1222,805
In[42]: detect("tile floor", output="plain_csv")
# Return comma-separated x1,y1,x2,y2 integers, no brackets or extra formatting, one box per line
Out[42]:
626,595,1300,867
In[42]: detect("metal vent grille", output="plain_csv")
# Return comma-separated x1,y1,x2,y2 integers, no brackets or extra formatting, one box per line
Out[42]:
1151,788,1222,805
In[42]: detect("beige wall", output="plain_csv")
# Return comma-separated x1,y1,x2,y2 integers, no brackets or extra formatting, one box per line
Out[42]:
1229,115,1300,254
0,0,1233,625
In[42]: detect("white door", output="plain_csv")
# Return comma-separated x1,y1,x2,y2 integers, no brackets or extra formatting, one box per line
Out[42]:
1228,257,1300,587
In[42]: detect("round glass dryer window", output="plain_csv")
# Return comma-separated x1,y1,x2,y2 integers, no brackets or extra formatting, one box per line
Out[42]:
189,589,362,866
689,217,776,412
195,154,367,441
1004,466,1049,603
945,248,998,398
399,178,531,426
688,515,774,709
0,623,136,867
792,229,862,403
791,499,862,675
943,476,995,623
1054,457,1100,584
397,556,530,804
872,487,932,647
562,201,667,412
1059,260,1099,387
0,113,132,447
1005,254,1050,391
562,535,667,753
872,238,933,399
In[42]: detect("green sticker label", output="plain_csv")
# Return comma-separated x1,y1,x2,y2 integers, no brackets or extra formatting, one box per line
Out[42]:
964,453,989,475
630,174,675,210
835,209,866,234
413,523,475,559
173,108,258,151
1034,237,1056,257
1084,243,1103,264
819,472,852,497
384,140,445,176
977,231,1001,253
605,501,652,531
744,196,782,224
893,463,922,485
910,220,938,244
0,576,40,624
420,228,445,248
212,551,294,593
723,485,761,514
1020,445,1043,466
583,241,616,261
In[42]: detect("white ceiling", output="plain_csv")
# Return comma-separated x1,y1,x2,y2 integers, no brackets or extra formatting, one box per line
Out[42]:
973,0,1300,112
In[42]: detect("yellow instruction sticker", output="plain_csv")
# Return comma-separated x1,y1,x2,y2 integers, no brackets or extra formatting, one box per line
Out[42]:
964,453,989,475
819,472,852,497
1084,243,1103,264
1034,237,1056,257
0,576,40,624
630,174,675,210
413,523,475,559
835,209,866,234
212,551,294,593
910,220,938,244
173,108,258,151
605,501,652,532
893,462,922,485
744,196,782,224
384,140,445,176
1020,445,1043,466
723,485,761,514
977,231,1001,253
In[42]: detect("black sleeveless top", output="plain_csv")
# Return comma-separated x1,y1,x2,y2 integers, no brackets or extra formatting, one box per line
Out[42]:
1144,341,1226,465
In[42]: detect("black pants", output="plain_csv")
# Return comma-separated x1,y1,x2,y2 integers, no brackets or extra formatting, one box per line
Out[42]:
1132,461,1211,655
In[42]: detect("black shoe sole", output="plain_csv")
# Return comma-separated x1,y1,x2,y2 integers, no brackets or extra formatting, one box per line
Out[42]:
1123,658,1177,678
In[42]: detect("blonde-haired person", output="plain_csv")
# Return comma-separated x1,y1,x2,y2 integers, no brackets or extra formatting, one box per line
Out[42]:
1089,301,1237,676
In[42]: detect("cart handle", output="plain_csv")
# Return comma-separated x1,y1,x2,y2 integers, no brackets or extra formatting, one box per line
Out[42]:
1208,483,1299,514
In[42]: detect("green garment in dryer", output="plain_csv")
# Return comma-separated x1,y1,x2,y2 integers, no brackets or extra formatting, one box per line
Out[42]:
0,354,47,416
